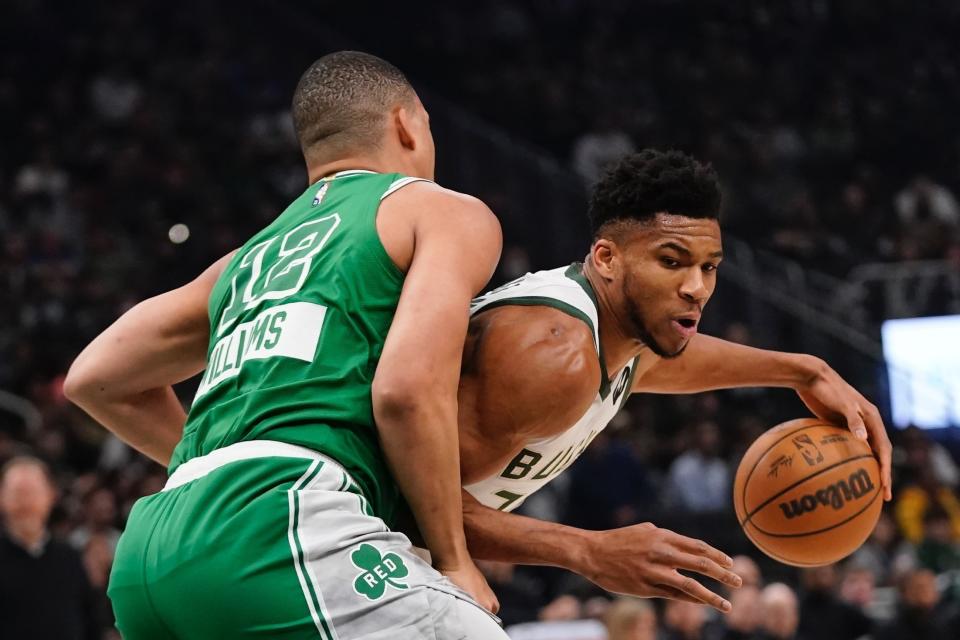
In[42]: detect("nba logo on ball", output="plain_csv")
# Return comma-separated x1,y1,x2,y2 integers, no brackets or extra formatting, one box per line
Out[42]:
734,419,882,566
792,434,824,466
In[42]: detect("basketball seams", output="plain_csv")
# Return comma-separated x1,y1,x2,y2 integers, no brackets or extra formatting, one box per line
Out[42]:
740,453,876,526
746,486,883,539
744,535,833,567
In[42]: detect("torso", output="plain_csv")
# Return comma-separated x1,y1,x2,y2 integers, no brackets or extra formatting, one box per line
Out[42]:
461,264,639,512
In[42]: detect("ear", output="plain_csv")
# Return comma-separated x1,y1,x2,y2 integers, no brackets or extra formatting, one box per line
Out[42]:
589,238,620,281
394,105,417,151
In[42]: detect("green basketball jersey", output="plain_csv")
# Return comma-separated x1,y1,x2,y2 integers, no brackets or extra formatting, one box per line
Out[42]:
169,170,424,525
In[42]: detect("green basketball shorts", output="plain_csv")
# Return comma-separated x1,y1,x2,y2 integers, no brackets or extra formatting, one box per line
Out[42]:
108,440,506,639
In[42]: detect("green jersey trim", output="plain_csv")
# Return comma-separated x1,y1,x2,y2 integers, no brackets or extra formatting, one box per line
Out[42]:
563,263,613,399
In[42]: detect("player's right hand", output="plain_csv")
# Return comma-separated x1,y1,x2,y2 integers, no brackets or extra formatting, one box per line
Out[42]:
440,561,500,614
581,522,742,612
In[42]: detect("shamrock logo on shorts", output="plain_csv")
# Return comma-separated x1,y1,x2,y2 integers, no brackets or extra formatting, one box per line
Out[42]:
350,543,410,600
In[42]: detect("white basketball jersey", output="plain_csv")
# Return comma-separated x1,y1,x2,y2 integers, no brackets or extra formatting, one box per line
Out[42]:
463,263,638,512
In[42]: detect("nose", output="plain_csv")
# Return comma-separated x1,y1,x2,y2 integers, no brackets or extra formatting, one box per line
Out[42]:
679,267,708,304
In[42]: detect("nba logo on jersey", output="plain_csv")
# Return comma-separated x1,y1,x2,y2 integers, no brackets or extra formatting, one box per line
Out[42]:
312,183,329,207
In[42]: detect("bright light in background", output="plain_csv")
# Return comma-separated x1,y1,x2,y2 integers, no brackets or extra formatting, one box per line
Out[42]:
882,315,960,429
168,223,190,244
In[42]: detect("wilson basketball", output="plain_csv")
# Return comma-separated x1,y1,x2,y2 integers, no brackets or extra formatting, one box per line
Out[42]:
733,418,882,566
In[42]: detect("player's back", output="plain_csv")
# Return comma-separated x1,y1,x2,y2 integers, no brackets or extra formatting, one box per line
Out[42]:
170,169,421,523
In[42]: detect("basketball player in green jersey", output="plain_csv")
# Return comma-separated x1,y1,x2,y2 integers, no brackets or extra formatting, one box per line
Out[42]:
451,150,893,613
65,52,508,638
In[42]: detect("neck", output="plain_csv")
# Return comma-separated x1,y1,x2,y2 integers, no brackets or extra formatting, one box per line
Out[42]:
5,519,47,551
305,152,422,185
582,257,650,375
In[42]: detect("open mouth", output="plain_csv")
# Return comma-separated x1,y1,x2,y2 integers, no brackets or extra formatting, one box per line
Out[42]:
671,317,699,339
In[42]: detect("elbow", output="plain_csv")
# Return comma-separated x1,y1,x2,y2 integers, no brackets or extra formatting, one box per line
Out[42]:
371,371,444,427
62,361,100,406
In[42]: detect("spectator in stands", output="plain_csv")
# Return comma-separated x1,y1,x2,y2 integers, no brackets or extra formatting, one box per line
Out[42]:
68,485,121,553
0,456,101,640
873,569,960,640
894,175,960,259
797,564,872,640
837,564,875,611
666,420,730,513
915,506,960,573
894,465,960,545
897,426,960,489
759,583,802,640
662,600,720,640
848,509,916,586
604,598,657,640
895,175,960,227
721,586,763,640
564,431,654,530
730,555,763,590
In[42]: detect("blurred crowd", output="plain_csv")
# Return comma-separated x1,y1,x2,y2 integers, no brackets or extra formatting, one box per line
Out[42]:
3,0,960,638
323,0,960,273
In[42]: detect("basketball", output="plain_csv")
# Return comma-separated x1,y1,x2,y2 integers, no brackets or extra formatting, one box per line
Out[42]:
733,418,883,567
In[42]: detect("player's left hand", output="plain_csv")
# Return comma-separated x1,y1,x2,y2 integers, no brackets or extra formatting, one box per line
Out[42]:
795,359,892,501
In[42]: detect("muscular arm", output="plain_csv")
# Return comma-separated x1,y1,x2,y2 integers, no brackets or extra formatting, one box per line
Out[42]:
458,305,600,483
63,253,234,465
632,334,893,499
372,184,502,576
631,334,820,394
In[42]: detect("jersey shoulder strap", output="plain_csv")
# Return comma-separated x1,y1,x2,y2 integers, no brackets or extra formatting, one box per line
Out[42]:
470,262,600,355
380,175,434,200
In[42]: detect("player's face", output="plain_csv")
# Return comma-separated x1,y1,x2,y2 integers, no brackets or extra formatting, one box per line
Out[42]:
616,214,722,358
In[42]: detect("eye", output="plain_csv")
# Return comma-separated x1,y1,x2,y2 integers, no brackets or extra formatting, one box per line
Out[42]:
702,263,718,273
660,257,681,268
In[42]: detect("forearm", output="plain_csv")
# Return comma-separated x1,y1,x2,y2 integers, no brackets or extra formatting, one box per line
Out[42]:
72,386,185,465
635,334,823,394
462,490,593,571
376,398,471,570
65,290,210,463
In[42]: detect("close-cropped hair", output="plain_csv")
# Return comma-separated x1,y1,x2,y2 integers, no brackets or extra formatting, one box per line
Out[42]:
292,51,415,160
588,149,722,238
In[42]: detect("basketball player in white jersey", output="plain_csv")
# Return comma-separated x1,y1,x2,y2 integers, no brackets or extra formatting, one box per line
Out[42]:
451,150,893,613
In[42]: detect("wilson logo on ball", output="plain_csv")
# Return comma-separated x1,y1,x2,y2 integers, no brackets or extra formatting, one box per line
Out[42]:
777,468,875,519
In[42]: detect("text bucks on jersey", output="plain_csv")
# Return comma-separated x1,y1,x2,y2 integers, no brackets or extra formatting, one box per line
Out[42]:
463,264,637,512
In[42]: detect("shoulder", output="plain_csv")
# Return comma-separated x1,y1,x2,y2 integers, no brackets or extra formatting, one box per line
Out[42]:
382,181,499,232
470,305,599,403
377,182,501,274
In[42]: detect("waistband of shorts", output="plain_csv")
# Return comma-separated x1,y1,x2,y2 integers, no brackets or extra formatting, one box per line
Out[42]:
163,440,348,491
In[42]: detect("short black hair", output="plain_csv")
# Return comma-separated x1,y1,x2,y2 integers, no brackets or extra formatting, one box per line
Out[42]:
292,51,415,161
588,149,721,238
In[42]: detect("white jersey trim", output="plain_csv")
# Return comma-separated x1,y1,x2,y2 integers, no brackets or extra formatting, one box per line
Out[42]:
380,176,434,200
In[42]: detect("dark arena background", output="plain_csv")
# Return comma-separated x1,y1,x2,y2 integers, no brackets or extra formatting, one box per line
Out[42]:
2,1,960,638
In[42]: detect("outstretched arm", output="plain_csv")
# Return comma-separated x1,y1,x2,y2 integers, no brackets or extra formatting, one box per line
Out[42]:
631,334,824,394
63,253,234,464
462,490,741,612
632,334,892,500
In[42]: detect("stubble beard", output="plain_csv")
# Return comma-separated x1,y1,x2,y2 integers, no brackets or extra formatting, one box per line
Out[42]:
622,277,688,360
